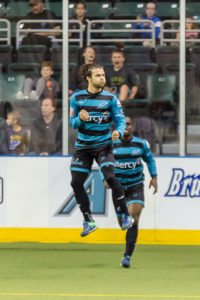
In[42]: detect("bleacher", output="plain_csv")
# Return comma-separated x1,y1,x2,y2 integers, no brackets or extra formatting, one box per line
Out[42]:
0,0,200,155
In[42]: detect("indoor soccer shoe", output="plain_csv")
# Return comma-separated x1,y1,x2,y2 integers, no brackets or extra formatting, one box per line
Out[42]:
80,221,98,237
121,215,133,230
120,255,131,268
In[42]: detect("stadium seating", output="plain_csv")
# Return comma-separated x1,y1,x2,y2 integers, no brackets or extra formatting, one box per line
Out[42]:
147,73,177,121
17,45,47,64
0,74,25,101
156,46,179,72
6,1,29,18
7,63,40,79
147,73,176,105
86,2,112,19
45,1,62,18
95,45,117,64
129,63,159,98
0,45,12,70
52,45,80,65
112,2,144,18
124,46,152,64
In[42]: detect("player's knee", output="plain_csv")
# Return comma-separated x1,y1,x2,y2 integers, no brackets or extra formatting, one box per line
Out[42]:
71,178,83,192
132,214,140,225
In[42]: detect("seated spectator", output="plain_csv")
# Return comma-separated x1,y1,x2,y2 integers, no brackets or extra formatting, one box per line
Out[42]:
30,97,62,155
1,110,29,155
105,49,139,101
21,0,61,49
69,46,96,94
132,0,161,46
175,17,199,47
17,61,60,100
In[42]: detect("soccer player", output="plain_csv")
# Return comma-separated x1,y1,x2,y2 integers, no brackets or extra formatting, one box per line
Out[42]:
70,64,132,237
108,116,157,268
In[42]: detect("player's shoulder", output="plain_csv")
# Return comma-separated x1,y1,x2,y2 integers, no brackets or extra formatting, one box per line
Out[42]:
132,136,150,149
70,89,88,101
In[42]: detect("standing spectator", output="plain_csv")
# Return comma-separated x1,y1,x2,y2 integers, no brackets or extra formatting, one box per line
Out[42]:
30,97,61,155
69,46,96,94
133,1,161,45
105,49,139,101
69,1,88,47
1,110,29,155
21,0,61,48
17,61,60,100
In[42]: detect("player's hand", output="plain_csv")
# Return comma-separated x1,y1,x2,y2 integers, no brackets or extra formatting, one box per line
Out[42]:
112,130,120,141
80,109,89,122
149,177,158,194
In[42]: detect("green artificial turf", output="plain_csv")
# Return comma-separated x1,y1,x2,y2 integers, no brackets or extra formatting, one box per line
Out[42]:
0,243,200,300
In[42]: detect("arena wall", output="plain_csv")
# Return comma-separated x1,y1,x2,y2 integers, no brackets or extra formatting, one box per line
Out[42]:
0,156,200,244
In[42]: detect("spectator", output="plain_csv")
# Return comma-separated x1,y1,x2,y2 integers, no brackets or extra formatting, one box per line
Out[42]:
105,49,139,101
21,0,61,49
69,1,101,47
1,110,29,155
69,46,96,94
30,97,62,155
69,1,88,47
175,17,199,47
17,61,60,100
133,1,161,45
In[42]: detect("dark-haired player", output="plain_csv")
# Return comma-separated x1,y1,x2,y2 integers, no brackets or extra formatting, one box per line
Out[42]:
109,116,157,268
70,64,133,237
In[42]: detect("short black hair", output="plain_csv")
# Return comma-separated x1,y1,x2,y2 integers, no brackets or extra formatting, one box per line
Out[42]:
145,1,158,9
75,1,86,9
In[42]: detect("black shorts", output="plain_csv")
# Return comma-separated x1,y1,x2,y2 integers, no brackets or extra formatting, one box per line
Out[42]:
70,145,115,174
124,183,144,206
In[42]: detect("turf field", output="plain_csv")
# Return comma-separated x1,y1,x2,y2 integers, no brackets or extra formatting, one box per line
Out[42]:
0,243,200,300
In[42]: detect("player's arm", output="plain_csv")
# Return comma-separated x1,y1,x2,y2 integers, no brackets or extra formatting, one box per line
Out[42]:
70,95,89,129
142,140,158,194
111,96,126,140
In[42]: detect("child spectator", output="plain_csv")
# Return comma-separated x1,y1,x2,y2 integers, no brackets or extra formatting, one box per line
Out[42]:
17,61,60,100
1,110,29,155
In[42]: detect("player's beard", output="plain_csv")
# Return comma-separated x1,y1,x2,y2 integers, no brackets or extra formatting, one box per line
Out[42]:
93,82,105,89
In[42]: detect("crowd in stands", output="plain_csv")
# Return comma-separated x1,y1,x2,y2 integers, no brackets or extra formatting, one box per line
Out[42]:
0,0,200,155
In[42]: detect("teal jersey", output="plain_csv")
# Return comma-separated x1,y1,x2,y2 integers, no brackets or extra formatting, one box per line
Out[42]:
113,136,157,188
70,89,125,149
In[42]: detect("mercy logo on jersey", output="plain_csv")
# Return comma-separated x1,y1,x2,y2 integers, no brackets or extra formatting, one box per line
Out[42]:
115,159,141,169
89,112,109,123
165,168,200,197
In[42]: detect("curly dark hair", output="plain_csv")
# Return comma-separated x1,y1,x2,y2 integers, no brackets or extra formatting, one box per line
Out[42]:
80,63,104,82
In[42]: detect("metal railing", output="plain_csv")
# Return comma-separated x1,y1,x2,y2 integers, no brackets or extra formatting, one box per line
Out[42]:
0,19,11,45
68,20,83,47
16,19,62,48
16,19,83,48
87,19,156,47
161,20,200,45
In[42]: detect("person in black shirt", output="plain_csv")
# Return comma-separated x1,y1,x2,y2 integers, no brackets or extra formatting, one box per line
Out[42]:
30,97,61,155
105,49,139,101
21,0,61,48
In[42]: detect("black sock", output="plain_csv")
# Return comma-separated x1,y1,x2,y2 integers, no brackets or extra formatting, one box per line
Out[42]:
107,177,129,215
75,192,94,222
124,224,138,257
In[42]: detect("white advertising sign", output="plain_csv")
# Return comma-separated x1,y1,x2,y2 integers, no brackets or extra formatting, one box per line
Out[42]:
0,157,199,230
